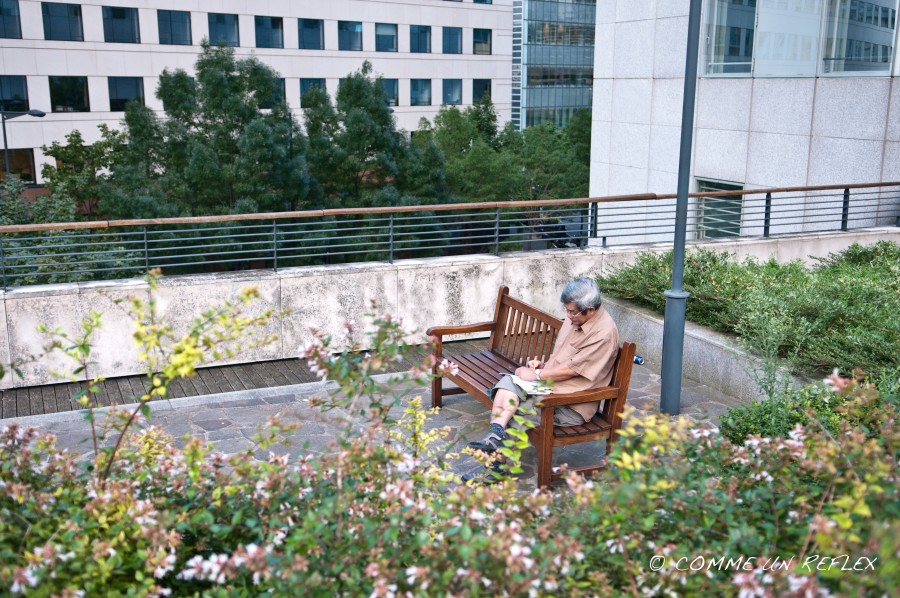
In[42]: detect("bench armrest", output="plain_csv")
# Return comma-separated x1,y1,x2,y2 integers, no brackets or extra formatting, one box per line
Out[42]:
426,321,495,337
535,386,621,408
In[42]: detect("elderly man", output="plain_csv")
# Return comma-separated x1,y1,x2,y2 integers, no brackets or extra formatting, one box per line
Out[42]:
463,277,619,482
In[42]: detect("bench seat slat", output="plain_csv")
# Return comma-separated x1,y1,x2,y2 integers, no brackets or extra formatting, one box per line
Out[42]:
448,353,500,391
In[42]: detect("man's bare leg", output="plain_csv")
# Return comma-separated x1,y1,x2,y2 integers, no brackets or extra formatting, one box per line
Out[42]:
490,388,520,427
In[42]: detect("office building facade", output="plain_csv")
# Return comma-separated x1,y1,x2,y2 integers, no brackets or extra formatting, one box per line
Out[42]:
0,0,512,184
590,0,900,242
512,0,595,129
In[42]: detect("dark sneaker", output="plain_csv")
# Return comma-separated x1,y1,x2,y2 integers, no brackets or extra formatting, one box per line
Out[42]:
466,428,508,453
461,460,507,484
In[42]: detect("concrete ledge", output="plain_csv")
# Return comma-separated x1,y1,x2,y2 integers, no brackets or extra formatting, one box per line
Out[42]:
1,227,894,388
603,297,764,401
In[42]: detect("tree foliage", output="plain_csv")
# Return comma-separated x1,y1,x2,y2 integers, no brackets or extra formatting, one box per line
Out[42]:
302,61,448,209
99,42,309,218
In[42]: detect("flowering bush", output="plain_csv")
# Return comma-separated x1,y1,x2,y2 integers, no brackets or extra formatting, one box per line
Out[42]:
1,284,897,596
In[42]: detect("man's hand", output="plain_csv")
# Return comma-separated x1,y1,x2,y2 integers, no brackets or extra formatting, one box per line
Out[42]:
527,359,544,369
515,366,538,381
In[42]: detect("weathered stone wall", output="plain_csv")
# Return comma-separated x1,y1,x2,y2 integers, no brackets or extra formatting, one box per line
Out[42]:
1,227,895,388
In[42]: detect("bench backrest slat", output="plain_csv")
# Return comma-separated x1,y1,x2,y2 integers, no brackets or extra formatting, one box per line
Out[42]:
488,287,562,366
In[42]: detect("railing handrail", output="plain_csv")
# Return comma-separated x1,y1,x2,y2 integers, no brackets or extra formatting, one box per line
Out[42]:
1,181,898,235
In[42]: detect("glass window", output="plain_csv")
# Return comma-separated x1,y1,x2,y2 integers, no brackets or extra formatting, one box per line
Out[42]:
108,76,144,111
822,0,895,74
706,0,754,73
410,79,431,106
697,179,743,238
102,6,139,43
1,149,35,183
410,25,431,53
375,23,397,52
474,0,493,4
0,0,22,39
473,78,491,102
299,18,324,50
158,10,191,45
473,28,492,55
755,0,822,76
209,13,239,47
0,75,28,111
442,26,462,54
255,16,283,49
49,75,89,112
260,78,285,109
382,78,398,106
300,78,326,98
338,21,362,51
442,79,462,105
42,2,83,41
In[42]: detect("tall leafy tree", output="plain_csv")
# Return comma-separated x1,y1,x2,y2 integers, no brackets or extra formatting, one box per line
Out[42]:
101,42,309,218
303,61,447,209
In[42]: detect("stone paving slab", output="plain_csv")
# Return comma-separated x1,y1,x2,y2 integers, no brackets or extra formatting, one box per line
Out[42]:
4,359,752,488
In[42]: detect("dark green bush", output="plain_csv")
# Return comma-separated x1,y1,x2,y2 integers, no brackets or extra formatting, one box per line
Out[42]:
598,242,900,375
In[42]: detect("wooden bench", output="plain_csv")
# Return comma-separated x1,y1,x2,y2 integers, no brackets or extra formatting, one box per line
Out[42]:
427,286,636,488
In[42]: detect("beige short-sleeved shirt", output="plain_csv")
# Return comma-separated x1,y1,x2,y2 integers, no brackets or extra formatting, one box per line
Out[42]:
544,307,619,421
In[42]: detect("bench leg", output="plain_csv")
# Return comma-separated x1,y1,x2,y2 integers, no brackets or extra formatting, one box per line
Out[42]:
431,376,443,409
536,442,553,489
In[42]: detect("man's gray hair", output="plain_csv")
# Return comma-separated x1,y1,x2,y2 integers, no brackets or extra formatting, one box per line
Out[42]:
560,277,603,312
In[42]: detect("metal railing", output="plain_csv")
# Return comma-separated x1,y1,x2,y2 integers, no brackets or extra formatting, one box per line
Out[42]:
0,182,897,288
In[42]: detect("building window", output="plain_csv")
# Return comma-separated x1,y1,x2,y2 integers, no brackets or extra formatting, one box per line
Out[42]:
209,13,239,47
705,0,897,77
474,0,493,4
299,18,324,49
697,179,743,239
822,0,896,74
410,79,431,106
0,75,28,111
108,76,144,111
300,78,326,99
1,149,35,182
255,16,283,49
382,78,398,106
158,10,191,45
0,0,22,39
443,26,462,54
49,75,89,112
473,78,491,102
338,21,362,51
442,79,462,105
375,23,397,52
260,78,285,109
410,25,431,53
102,6,139,43
42,2,83,41
473,28,492,54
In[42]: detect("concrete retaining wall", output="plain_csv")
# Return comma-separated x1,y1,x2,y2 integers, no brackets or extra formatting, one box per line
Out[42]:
1,227,895,389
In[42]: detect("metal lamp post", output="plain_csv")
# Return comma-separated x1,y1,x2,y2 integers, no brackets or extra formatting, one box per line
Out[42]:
659,0,702,415
2,109,46,183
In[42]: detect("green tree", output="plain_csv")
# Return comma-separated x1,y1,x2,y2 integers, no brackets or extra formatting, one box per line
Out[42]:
100,42,309,218
563,108,592,168
40,127,124,217
302,61,447,209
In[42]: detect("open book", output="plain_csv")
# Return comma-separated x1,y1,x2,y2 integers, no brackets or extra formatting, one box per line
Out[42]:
507,374,552,395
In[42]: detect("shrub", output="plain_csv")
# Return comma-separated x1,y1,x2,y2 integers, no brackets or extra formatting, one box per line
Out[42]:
598,242,900,376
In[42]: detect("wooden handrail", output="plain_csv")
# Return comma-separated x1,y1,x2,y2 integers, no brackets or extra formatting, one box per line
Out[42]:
1,181,897,235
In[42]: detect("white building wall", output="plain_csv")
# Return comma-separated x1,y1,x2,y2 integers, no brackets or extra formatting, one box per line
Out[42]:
591,0,900,243
1,0,513,183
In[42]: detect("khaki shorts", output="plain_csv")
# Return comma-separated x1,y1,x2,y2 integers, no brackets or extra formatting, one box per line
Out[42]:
489,375,586,428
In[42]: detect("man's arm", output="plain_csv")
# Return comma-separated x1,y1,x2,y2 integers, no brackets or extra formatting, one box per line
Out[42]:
515,363,578,383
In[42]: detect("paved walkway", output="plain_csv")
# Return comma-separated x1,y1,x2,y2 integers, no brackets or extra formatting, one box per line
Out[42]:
2,342,749,487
